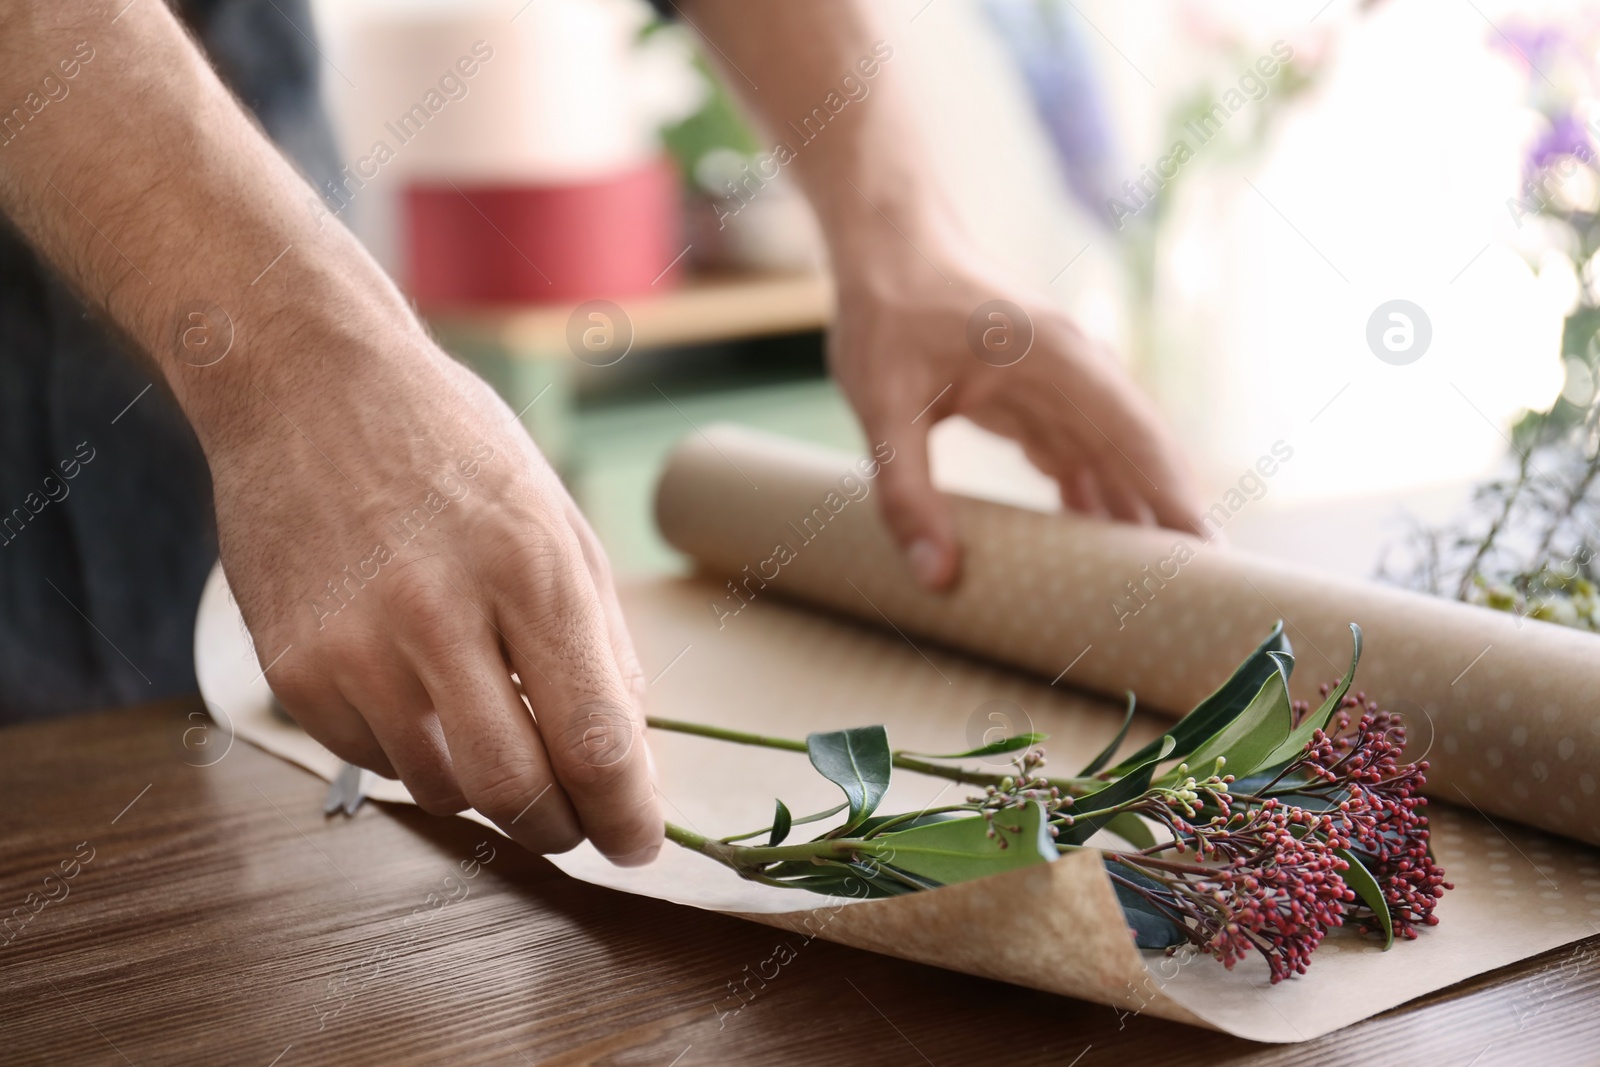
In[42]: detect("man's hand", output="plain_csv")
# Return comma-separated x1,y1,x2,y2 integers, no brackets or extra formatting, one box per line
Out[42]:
829,238,1206,589
216,341,660,863
678,0,1206,590
0,3,659,862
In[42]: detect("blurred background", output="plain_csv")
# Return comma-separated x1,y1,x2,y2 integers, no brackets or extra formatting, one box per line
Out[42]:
296,0,1599,588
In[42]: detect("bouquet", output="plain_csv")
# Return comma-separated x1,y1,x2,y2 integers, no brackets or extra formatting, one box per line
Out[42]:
654,623,1452,983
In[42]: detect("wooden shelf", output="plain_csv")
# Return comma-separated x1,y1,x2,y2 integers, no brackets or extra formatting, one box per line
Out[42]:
424,271,833,357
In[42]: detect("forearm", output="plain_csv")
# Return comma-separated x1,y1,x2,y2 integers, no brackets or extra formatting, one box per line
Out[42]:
676,0,962,269
0,2,425,457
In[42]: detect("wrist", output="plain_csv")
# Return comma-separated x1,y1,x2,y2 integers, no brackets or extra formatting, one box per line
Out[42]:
161,270,440,465
826,202,994,311
826,202,968,289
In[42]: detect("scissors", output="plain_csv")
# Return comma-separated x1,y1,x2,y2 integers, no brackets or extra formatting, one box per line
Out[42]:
269,697,365,817
323,761,365,817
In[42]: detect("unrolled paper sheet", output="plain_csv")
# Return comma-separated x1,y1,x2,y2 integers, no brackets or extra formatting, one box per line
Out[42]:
196,427,1600,1044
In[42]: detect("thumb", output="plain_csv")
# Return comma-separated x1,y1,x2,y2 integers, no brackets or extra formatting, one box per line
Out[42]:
867,418,960,591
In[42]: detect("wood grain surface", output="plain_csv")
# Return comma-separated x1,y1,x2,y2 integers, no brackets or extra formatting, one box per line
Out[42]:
1,698,1595,1066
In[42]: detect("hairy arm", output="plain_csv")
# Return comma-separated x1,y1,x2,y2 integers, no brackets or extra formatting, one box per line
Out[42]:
676,1,1206,585
0,2,661,864
0,4,410,429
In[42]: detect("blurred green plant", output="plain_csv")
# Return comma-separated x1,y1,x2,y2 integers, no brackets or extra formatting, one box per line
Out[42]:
1386,15,1600,630
641,20,762,193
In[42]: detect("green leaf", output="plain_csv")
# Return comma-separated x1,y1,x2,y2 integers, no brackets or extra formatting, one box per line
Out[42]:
871,802,1057,886
1168,652,1294,783
1102,811,1157,850
900,732,1048,760
1078,692,1137,777
806,726,893,833
845,858,944,894
1335,847,1393,950
1257,624,1363,771
768,799,792,847
720,801,847,843
1107,622,1291,774
1059,736,1177,845
1107,862,1188,949
849,810,963,837
760,863,914,899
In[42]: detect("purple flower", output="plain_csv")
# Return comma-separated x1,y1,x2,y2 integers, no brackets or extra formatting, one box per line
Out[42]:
1492,23,1569,73
1532,114,1592,169
1525,113,1594,185
982,0,1120,223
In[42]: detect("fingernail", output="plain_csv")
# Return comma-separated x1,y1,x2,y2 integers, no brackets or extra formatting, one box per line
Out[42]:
614,843,661,868
908,538,944,588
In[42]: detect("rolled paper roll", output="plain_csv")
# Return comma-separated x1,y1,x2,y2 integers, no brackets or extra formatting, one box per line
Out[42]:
656,425,1600,846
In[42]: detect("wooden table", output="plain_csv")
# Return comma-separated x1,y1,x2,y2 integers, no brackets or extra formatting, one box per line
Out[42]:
3,699,1595,1066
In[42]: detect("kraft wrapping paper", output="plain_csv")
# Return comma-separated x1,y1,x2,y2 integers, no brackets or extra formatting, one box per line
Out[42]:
656,425,1600,847
195,426,1600,1043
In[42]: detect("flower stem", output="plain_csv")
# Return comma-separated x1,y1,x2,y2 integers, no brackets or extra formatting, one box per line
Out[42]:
664,820,714,853
886,752,1015,788
646,716,1099,793
663,819,881,868
646,716,808,753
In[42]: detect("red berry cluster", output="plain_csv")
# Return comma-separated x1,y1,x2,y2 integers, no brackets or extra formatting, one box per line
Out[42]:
1107,689,1452,982
1111,801,1356,983
1296,692,1453,939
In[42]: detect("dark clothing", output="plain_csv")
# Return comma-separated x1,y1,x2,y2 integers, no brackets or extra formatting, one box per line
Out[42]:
0,0,341,723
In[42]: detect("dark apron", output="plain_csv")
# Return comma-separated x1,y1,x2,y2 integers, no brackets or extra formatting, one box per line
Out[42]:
0,0,340,722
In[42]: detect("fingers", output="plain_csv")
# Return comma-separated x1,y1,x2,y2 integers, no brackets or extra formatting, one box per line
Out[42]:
565,500,659,798
564,500,648,709
1098,473,1157,526
1032,357,1206,535
1049,454,1151,526
496,533,662,867
863,410,961,591
395,583,587,855
333,666,467,815
1060,465,1111,520
271,664,398,778
1082,385,1205,533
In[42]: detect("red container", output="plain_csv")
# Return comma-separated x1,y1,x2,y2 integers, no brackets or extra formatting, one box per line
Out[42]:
404,158,682,306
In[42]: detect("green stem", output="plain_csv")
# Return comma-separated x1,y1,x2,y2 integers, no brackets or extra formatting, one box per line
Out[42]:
664,820,715,854
663,820,884,869
646,716,808,753
1457,446,1533,600
646,716,1100,794
860,805,973,838
888,752,1013,788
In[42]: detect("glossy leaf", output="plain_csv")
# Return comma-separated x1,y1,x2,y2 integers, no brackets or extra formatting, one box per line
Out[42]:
1171,652,1294,782
1108,622,1291,774
849,810,963,837
900,732,1048,760
768,799,792,848
761,863,913,899
840,859,941,896
1336,847,1394,950
1107,862,1188,949
806,726,893,833
1059,735,1177,845
1257,624,1363,771
873,801,1057,886
1102,811,1157,850
1078,692,1137,777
